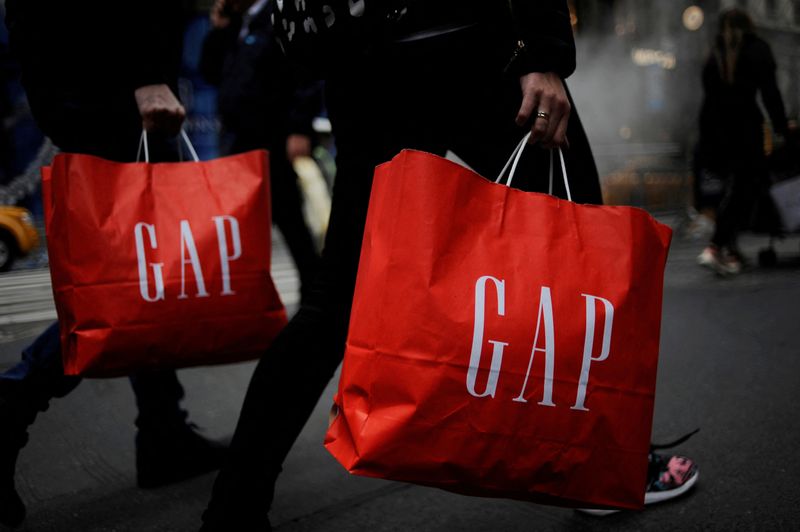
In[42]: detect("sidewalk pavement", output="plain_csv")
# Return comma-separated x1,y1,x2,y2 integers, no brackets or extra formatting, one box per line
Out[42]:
1,226,799,532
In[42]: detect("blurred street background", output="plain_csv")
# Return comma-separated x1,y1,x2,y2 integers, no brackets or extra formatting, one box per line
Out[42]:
2,0,800,530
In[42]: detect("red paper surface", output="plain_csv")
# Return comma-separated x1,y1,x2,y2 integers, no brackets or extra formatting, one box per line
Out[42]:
43,150,287,376
325,150,672,509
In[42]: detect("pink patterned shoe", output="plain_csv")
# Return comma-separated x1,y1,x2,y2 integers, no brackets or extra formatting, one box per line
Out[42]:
644,453,699,503
579,431,699,516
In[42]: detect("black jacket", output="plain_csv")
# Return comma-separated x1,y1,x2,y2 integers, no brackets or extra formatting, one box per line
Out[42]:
4,0,184,158
199,7,323,153
699,33,787,169
270,0,600,204
268,0,576,80
5,0,183,99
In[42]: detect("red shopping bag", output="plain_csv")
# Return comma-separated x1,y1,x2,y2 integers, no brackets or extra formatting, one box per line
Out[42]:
42,142,287,377
325,145,672,509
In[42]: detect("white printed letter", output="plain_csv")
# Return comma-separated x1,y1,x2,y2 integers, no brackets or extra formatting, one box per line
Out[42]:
513,286,556,406
212,216,242,296
466,276,508,398
178,220,209,299
571,294,615,411
134,223,165,302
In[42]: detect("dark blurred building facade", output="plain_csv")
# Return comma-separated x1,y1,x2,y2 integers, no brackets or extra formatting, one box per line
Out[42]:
569,0,800,208
572,0,799,144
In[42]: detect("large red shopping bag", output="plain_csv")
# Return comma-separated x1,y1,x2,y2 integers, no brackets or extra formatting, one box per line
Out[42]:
42,147,287,377
325,148,672,510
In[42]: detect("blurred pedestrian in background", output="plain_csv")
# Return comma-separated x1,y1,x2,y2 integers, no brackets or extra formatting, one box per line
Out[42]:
198,1,696,530
696,7,788,275
200,0,322,301
0,1,226,528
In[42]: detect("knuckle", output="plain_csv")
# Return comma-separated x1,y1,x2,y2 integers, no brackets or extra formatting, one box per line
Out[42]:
522,77,535,90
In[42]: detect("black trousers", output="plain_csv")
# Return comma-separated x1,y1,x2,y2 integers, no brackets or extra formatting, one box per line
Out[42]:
711,153,767,251
203,21,601,528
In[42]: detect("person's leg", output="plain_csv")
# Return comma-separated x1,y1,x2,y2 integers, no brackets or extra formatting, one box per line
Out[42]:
130,370,228,489
200,23,530,530
705,159,761,276
0,325,224,528
0,323,81,528
268,152,321,300
711,168,759,252
707,129,765,268
0,94,224,524
201,120,377,528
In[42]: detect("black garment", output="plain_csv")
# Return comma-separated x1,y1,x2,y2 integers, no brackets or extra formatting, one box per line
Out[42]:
202,2,599,529
5,0,184,162
199,7,321,293
3,0,193,448
199,8,321,147
696,33,787,249
254,0,575,80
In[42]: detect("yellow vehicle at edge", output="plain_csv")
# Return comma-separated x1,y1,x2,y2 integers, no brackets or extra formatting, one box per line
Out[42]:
0,205,40,272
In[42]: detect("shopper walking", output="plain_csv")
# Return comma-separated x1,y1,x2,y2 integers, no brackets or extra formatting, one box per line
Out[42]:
200,2,696,529
696,8,788,275
0,2,225,528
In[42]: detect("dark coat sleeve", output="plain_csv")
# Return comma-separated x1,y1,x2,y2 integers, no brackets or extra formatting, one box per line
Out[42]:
121,0,185,90
5,0,184,92
506,0,576,79
752,39,787,135
268,0,576,79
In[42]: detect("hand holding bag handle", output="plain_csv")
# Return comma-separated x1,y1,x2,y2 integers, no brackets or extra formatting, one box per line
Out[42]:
49,130,286,377
136,129,200,163
494,131,573,201
328,139,673,509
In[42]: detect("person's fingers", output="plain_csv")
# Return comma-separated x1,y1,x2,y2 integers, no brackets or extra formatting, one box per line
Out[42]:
135,85,186,134
141,104,186,136
517,72,572,147
543,97,571,149
529,93,552,144
286,134,311,162
516,83,541,127
165,104,186,136
530,93,558,143
548,113,570,149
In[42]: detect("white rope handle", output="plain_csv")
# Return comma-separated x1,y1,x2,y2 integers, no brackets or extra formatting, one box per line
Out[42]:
180,129,200,162
495,133,572,202
494,131,530,185
137,130,150,163
553,148,572,201
136,129,200,163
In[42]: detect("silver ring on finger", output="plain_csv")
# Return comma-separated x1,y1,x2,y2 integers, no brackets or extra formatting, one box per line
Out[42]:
536,110,550,121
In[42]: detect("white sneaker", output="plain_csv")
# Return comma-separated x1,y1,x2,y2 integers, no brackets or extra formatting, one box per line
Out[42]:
697,246,741,276
696,246,717,267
